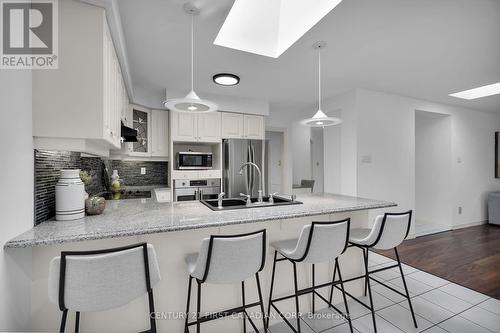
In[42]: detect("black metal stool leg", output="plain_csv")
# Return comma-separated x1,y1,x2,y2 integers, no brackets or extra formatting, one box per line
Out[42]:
185,276,193,333
292,262,302,333
59,309,68,333
196,280,202,333
363,248,377,333
255,272,268,332
74,311,80,333
395,248,418,328
364,249,369,297
336,259,354,333
328,260,337,306
147,289,157,333
266,251,278,328
242,281,247,333
311,264,315,314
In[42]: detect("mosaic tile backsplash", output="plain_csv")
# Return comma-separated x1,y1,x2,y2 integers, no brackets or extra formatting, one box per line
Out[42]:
34,150,168,225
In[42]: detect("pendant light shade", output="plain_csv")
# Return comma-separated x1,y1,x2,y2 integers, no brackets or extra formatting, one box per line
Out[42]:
163,3,218,113
301,41,342,127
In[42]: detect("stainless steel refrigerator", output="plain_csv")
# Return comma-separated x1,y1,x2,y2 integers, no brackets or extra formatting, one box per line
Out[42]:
223,139,268,198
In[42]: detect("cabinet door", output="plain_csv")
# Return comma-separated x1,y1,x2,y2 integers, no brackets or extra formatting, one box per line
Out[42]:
198,112,221,142
244,115,265,139
221,112,244,138
171,111,197,142
130,108,151,156
151,110,169,157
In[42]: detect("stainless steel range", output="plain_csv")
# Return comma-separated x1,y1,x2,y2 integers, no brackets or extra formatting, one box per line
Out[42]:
174,179,221,201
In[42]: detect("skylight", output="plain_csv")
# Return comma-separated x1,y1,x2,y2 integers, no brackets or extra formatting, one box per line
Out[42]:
214,0,344,58
449,82,500,100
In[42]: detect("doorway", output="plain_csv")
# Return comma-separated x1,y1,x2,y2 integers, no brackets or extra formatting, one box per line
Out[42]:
266,130,284,194
415,110,452,236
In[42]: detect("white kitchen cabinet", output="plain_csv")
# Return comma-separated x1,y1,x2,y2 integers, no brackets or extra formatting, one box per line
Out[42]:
221,112,244,138
197,113,221,142
170,112,198,142
221,112,265,139
171,112,221,142
244,115,265,139
127,107,152,157
151,110,169,157
33,1,126,155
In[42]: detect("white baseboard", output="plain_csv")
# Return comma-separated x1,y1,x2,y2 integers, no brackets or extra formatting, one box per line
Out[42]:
452,220,487,230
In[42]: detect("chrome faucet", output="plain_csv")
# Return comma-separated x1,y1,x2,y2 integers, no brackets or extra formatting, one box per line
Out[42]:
269,192,278,204
240,193,252,206
217,192,225,209
239,162,264,203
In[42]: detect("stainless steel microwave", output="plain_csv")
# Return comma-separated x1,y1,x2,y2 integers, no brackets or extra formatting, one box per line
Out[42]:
176,152,213,170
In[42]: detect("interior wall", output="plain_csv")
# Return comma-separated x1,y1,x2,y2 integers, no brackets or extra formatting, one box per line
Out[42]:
0,71,33,330
415,111,452,227
266,106,312,190
311,128,324,192
356,88,500,228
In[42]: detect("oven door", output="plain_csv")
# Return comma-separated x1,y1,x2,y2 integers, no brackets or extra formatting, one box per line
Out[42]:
177,152,213,169
199,186,220,200
175,188,198,201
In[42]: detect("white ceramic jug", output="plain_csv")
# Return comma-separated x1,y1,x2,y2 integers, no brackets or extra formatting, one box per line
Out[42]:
55,169,85,221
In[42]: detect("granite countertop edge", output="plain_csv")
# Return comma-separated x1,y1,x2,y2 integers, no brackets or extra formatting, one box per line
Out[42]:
4,199,396,249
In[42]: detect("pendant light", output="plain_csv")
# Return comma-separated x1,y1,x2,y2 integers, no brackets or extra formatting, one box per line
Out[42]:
301,41,342,127
164,3,218,113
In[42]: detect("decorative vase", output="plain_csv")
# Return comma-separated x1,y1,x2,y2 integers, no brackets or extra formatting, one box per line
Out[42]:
55,169,85,221
111,169,121,191
85,196,106,215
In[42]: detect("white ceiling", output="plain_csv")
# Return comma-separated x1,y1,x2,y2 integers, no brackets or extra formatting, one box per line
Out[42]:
117,0,500,113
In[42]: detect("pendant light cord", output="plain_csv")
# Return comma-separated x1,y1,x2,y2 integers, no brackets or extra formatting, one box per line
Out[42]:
190,14,194,92
318,47,322,111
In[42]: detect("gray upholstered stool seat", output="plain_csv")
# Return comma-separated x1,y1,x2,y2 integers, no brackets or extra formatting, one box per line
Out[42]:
184,229,267,333
270,239,300,258
347,211,416,333
268,219,354,333
348,228,371,244
48,243,160,333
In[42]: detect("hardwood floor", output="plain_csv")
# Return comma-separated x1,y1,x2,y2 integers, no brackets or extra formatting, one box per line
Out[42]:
376,224,500,299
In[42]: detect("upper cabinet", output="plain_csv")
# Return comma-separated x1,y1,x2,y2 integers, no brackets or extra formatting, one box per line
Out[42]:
221,112,265,139
151,110,169,157
32,1,125,155
171,112,221,143
118,106,169,159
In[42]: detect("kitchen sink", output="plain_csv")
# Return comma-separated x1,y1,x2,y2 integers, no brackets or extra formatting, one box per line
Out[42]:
201,196,302,211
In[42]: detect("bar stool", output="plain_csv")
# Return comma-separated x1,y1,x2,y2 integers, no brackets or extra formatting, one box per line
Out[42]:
267,219,353,333
341,211,417,333
48,243,161,333
184,229,267,333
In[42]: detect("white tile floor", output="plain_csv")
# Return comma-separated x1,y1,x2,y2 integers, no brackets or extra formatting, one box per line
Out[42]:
267,252,500,333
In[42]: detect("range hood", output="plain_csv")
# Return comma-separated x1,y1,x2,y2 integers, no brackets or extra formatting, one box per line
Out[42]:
120,122,138,142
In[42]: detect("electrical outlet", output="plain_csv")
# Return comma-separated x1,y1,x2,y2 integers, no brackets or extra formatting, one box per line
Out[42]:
458,206,462,214
140,167,146,175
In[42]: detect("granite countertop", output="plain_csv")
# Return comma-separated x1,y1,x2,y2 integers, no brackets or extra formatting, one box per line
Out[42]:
4,193,395,249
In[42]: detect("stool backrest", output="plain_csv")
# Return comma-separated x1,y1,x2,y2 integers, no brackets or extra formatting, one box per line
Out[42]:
371,211,412,250
48,243,160,312
291,219,350,264
193,229,266,284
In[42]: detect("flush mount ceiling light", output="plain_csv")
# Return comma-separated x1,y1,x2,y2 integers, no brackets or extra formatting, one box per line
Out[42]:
213,73,240,86
301,41,342,128
449,82,500,100
214,0,344,58
163,3,218,113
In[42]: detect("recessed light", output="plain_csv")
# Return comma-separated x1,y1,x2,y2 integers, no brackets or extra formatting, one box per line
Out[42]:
449,82,500,100
213,73,240,86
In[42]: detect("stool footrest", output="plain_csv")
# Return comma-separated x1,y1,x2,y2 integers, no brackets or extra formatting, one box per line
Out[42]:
186,301,261,325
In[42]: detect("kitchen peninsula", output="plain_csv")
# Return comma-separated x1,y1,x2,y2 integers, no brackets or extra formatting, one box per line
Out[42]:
5,193,395,333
